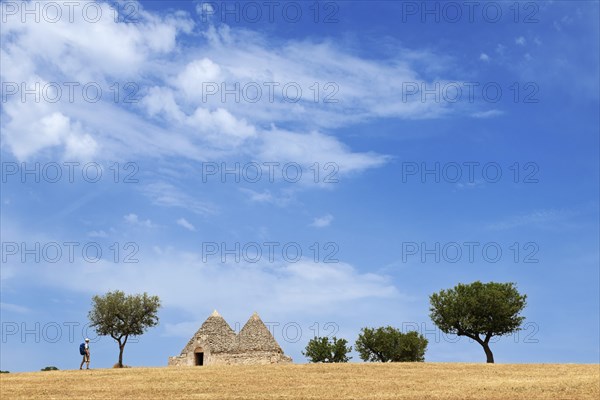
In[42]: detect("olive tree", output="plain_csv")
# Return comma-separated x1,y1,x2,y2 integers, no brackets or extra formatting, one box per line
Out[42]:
303,336,352,363
89,290,161,368
429,281,527,363
355,327,428,362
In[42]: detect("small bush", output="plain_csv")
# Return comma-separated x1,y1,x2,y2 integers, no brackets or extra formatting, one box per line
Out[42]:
0,370,9,373
41,366,59,371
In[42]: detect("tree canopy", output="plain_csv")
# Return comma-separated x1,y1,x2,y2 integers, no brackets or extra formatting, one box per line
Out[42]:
429,281,527,363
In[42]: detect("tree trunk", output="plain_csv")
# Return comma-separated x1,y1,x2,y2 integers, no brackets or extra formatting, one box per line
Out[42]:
482,342,494,363
117,335,128,368
468,333,495,364
118,344,124,368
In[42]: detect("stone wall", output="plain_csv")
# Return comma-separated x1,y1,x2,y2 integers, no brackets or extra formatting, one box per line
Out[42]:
168,351,292,366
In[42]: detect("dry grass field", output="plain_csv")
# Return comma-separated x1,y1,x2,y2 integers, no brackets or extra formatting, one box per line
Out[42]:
1,363,598,400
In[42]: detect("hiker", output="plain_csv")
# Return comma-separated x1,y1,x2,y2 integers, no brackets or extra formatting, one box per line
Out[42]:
79,338,90,370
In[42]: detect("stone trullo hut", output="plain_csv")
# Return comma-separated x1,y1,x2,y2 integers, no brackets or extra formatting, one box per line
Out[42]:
168,310,292,366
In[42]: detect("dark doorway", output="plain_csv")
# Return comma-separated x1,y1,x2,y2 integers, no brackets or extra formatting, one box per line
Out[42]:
195,352,204,366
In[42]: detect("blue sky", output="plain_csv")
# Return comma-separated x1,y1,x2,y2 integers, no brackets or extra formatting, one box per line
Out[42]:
1,0,598,371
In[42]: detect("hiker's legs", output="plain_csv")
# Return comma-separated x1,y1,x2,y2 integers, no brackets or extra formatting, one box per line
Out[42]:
80,355,85,369
85,353,90,369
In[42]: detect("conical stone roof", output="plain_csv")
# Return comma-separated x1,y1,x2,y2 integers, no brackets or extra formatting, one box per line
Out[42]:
186,310,236,353
238,312,283,352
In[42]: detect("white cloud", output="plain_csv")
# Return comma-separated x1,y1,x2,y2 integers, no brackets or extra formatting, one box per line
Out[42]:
516,36,526,46
4,215,401,322
0,1,463,170
0,2,191,161
187,107,257,142
0,1,192,81
1,1,494,186
257,128,389,178
34,250,400,318
479,53,490,62
87,230,108,238
470,109,504,119
124,213,155,228
455,179,486,190
2,103,99,161
2,217,401,320
142,86,186,122
176,218,196,231
173,29,453,125
176,58,223,99
241,188,274,203
310,214,333,228
239,188,294,207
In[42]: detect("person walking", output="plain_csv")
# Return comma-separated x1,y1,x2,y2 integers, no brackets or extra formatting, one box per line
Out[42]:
79,338,90,370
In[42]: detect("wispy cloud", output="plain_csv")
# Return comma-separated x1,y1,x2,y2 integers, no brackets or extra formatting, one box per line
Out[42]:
35,251,400,318
124,213,155,228
487,208,581,231
176,218,196,232
310,214,334,228
239,188,294,207
87,230,109,238
143,182,217,215
471,109,504,119
455,179,487,190
0,302,30,314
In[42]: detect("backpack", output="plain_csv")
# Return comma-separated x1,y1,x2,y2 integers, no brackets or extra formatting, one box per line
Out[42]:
79,343,86,355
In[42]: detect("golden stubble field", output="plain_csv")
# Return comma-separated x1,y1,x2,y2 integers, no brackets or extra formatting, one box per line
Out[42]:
1,363,598,400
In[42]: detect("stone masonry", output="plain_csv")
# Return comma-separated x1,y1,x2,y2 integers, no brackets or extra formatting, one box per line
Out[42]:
168,310,292,366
